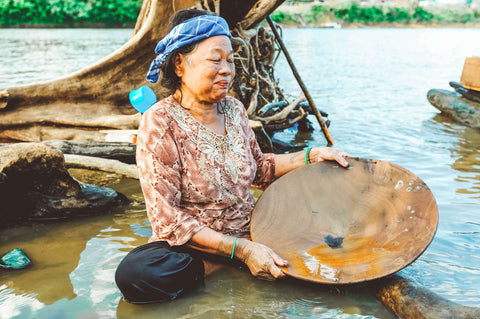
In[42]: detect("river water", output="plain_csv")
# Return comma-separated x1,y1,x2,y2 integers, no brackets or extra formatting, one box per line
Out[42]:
0,27,479,318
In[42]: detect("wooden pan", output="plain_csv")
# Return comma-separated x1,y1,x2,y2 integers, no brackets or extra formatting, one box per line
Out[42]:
250,158,438,284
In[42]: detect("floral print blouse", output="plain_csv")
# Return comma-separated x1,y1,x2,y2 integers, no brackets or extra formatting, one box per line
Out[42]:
136,95,276,246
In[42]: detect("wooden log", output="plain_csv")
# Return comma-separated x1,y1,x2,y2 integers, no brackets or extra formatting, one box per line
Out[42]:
43,140,136,164
449,81,480,104
371,275,480,319
64,154,139,179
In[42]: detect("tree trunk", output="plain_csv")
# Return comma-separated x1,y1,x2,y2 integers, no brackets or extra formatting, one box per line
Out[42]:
371,275,480,319
0,0,285,143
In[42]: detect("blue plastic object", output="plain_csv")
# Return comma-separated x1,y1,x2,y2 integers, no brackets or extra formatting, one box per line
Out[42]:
0,248,31,270
129,86,157,113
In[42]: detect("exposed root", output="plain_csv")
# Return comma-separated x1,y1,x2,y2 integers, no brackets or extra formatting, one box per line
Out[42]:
230,23,319,151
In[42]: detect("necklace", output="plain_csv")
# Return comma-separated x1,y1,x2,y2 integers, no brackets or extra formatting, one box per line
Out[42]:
167,97,246,184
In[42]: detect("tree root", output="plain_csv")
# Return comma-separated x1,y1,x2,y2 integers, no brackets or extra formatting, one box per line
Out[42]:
230,23,322,152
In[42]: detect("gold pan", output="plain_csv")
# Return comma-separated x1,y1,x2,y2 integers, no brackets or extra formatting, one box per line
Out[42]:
250,158,438,284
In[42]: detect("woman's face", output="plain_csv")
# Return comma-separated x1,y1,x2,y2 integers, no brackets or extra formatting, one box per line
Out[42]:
175,35,235,104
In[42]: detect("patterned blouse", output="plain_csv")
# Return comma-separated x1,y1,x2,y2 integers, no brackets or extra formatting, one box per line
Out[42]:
136,95,276,246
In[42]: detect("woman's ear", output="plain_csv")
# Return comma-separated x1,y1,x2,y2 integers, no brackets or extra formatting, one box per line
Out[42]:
174,54,184,77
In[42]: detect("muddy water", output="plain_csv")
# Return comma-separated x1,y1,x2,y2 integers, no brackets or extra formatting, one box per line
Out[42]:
0,171,393,318
1,28,480,318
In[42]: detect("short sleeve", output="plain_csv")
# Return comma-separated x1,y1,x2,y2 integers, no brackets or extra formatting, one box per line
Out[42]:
136,107,206,246
249,127,276,190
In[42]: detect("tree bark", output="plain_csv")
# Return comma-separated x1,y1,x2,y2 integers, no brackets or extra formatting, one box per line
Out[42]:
371,275,480,319
64,154,139,179
42,140,137,164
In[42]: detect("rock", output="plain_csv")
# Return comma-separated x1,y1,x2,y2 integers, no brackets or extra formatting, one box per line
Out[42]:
0,143,128,228
427,89,480,128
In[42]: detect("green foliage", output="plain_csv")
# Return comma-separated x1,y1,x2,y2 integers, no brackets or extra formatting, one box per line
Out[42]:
412,7,434,22
270,11,286,24
3,0,480,27
303,13,316,24
273,2,480,26
0,0,142,26
311,5,325,16
386,8,410,23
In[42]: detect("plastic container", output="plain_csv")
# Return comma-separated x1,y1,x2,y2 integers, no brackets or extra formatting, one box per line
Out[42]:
0,248,31,270
129,86,157,113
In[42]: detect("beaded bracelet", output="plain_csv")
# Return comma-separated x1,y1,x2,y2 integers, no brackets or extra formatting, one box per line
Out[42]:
305,147,312,165
231,237,237,259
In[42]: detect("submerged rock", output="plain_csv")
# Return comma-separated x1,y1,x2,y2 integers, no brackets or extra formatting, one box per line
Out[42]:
0,143,128,228
427,89,480,128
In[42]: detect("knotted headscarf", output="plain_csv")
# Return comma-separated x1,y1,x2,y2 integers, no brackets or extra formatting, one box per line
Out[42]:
146,15,232,83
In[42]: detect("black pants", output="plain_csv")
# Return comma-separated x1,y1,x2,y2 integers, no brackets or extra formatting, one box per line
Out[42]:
115,241,242,304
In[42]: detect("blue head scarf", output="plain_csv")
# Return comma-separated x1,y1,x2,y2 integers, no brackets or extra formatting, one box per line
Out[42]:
146,15,232,83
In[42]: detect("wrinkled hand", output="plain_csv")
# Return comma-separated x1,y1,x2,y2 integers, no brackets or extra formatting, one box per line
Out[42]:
235,239,288,281
309,147,351,167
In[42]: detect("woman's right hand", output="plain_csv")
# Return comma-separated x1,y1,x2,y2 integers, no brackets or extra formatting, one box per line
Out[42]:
235,238,288,281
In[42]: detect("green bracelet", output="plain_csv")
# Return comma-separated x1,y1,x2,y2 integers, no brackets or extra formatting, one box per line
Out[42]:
231,237,237,259
305,147,312,165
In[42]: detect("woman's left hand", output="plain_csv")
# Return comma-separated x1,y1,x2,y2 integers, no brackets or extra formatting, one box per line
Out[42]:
274,147,353,178
308,147,352,167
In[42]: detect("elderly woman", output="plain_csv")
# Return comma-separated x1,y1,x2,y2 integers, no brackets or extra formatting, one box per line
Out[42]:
115,9,350,304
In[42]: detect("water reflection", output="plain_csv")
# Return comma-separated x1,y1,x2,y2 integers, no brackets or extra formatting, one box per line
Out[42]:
450,127,480,198
0,214,143,301
405,113,480,305
0,171,147,318
0,174,394,319
116,268,394,319
430,114,480,199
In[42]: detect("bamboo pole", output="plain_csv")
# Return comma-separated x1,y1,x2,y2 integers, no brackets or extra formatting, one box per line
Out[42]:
266,16,334,146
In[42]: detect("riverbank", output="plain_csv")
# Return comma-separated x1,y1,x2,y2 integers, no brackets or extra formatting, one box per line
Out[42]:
0,23,135,29
272,1,480,28
1,0,479,29
0,0,140,28
273,20,480,29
